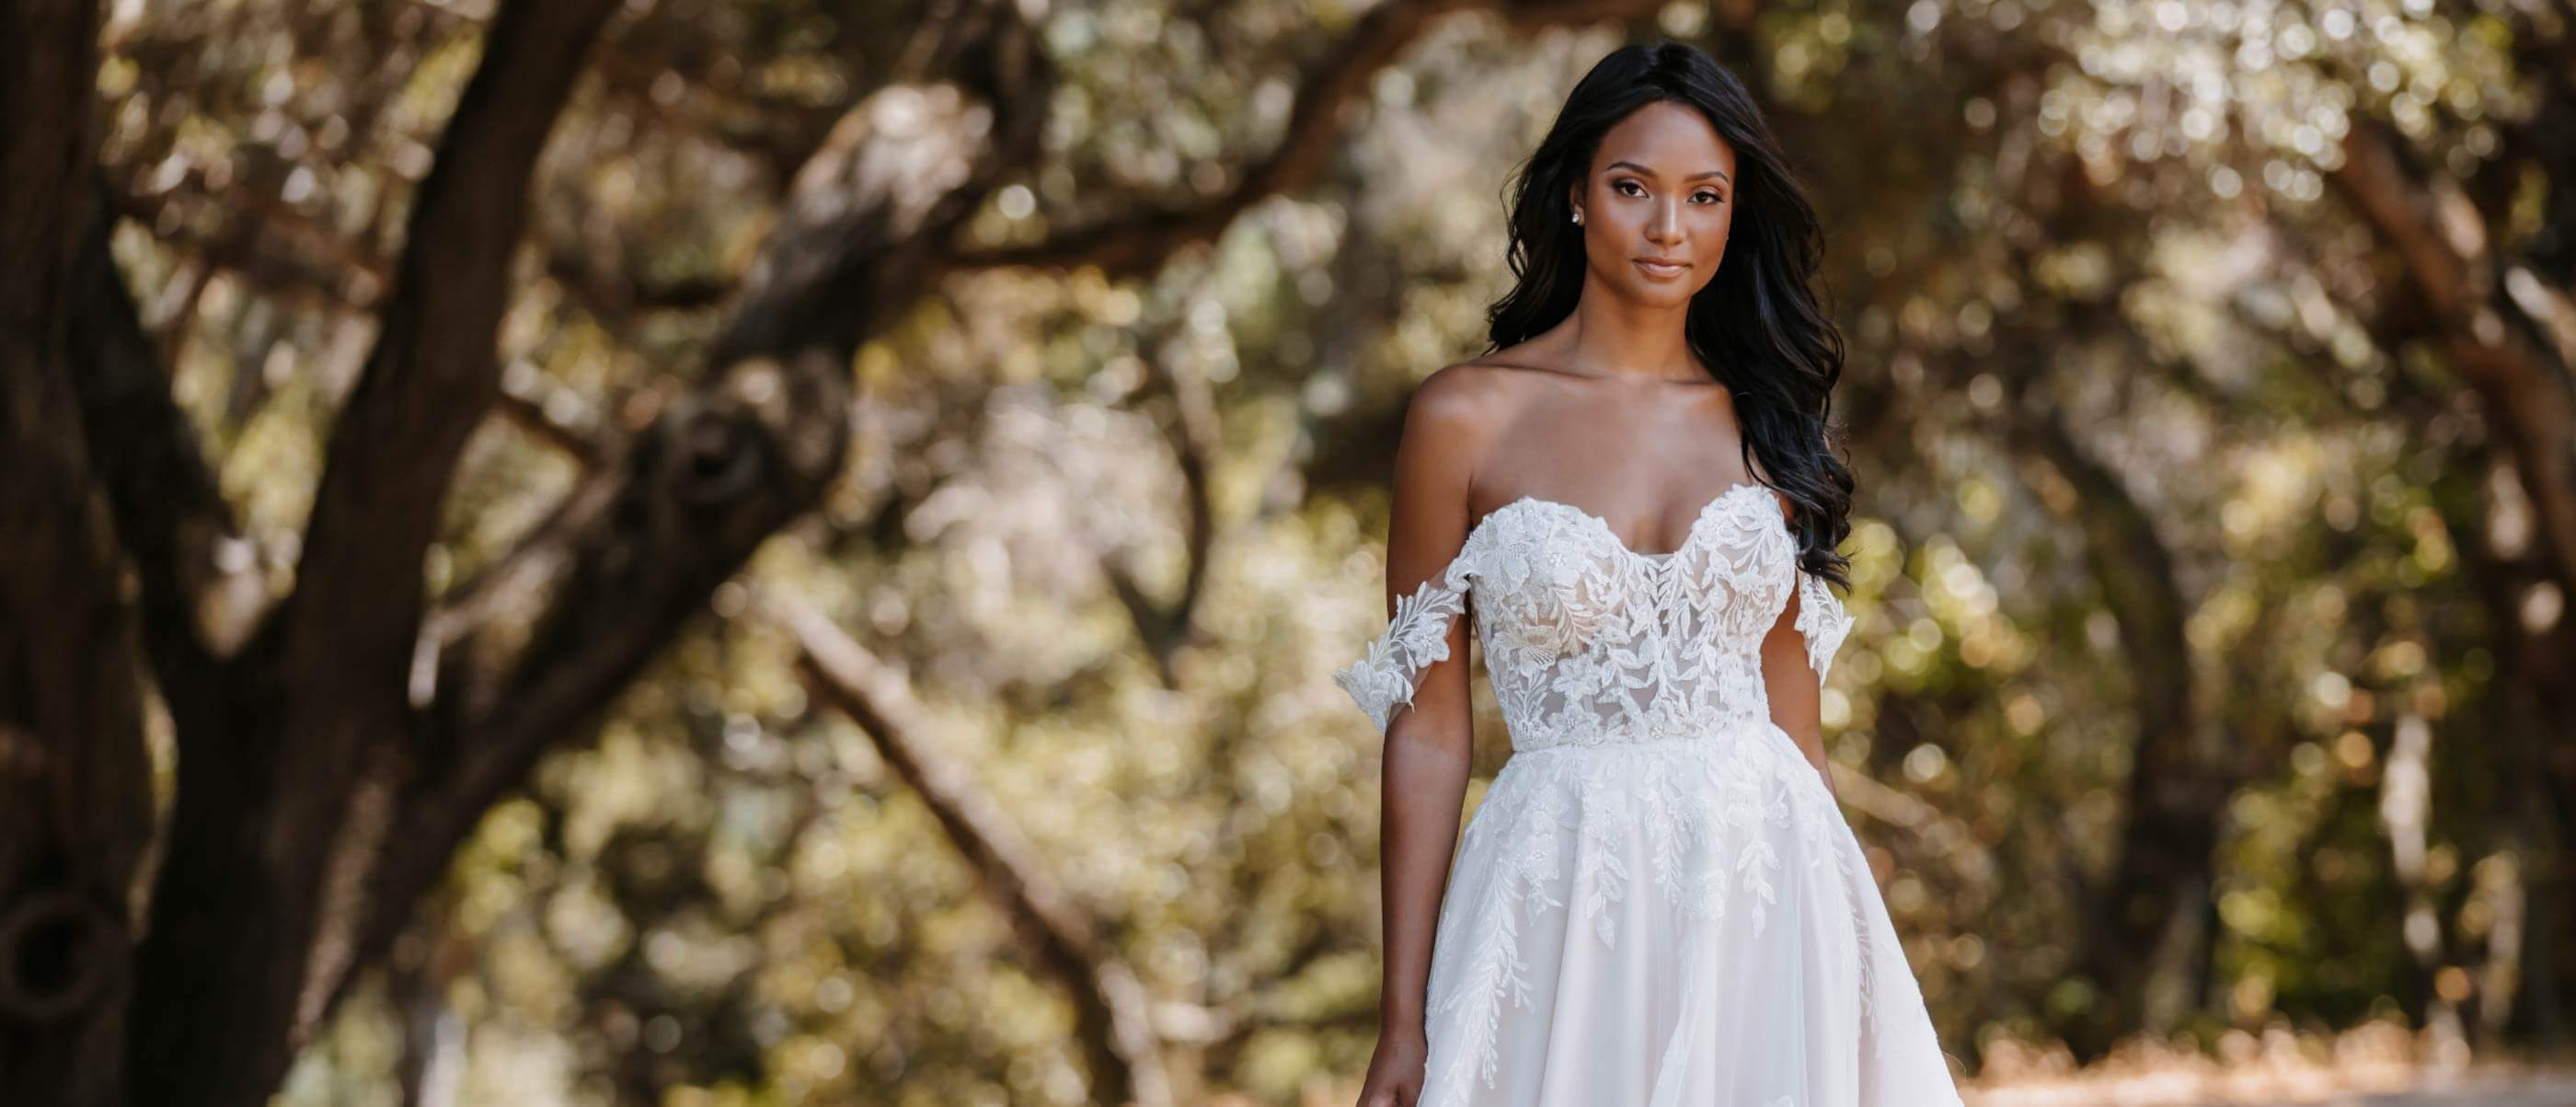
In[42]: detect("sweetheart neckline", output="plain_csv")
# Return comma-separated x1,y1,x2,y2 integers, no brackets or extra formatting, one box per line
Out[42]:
1467,482,1787,562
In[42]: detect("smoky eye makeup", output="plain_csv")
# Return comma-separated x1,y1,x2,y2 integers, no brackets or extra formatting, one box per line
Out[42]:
1613,178,1724,203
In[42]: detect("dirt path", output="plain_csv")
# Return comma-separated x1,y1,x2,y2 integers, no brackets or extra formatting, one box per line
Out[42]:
1968,1073,2576,1107
2282,1080,2576,1107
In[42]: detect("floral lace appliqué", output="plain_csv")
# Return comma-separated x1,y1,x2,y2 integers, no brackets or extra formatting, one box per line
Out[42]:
1332,485,1953,1107
1336,483,1857,746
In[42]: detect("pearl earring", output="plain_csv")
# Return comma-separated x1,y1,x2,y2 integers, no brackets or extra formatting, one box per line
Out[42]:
1571,211,1583,225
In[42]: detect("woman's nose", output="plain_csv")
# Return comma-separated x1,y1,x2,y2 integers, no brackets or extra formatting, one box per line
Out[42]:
1648,200,1682,241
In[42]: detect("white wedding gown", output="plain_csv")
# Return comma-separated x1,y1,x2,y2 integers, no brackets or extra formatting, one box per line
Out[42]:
1336,483,1966,1107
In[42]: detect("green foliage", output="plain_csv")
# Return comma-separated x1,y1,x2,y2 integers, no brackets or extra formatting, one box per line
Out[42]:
98,0,2576,1101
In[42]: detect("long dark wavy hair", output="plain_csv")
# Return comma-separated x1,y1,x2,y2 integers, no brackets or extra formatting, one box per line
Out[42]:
1485,40,1854,589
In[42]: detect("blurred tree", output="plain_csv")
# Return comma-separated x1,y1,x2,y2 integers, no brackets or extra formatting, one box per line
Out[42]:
6,0,2576,1102
0,1,1676,1104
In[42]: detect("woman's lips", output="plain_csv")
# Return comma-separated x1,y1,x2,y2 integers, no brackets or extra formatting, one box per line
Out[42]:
1634,259,1688,280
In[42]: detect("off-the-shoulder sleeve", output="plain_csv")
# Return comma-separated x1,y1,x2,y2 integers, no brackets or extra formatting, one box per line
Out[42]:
1793,567,1857,689
1333,559,1475,733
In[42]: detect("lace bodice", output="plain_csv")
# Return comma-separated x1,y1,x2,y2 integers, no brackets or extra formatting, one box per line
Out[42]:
1335,483,1856,752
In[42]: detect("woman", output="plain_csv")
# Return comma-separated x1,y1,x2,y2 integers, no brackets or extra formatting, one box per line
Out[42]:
1336,41,1965,1107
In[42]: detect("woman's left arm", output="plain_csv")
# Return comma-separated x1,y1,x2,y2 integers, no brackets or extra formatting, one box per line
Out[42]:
1760,577,1839,802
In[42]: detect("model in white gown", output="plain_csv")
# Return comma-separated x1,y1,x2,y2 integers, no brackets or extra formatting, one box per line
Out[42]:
1335,482,1966,1107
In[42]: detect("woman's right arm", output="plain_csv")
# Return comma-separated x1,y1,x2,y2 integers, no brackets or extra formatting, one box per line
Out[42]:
1351,368,1496,1106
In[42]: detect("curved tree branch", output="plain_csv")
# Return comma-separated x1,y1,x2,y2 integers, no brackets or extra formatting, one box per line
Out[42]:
951,0,1665,278
2329,116,2576,600
63,192,265,754
121,4,623,1104
339,0,1063,1053
776,592,1176,1107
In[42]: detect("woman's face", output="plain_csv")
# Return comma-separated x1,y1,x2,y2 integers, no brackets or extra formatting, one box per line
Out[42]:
1568,100,1738,307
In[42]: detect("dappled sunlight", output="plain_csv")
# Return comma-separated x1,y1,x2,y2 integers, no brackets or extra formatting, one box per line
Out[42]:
8,0,2571,1103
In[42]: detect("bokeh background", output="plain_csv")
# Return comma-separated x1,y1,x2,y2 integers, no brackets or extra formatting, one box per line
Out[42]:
4,0,2574,1104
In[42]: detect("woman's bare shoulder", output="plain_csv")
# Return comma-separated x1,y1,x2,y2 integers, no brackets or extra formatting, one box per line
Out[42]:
1402,361,1533,455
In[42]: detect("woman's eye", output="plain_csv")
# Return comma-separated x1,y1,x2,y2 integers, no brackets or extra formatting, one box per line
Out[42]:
1615,180,1644,196
1695,191,1722,203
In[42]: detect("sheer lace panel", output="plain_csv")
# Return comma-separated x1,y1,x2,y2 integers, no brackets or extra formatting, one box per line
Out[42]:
1337,484,1858,749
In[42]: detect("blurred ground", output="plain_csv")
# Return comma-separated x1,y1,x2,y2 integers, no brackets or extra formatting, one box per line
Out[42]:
1264,1024,2576,1106
1974,1073,2576,1106
1962,1023,2576,1107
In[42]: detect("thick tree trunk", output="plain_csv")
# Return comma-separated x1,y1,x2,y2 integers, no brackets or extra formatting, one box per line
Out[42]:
2006,402,2226,1058
2444,465,2576,1052
112,4,622,1104
6,3,1681,1104
2326,105,2576,1052
0,4,153,1105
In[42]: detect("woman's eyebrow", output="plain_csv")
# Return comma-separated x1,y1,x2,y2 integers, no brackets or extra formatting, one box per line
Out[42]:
1606,159,1731,182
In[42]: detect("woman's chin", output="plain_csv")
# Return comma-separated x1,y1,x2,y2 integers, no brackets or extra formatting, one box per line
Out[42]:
1619,280,1698,307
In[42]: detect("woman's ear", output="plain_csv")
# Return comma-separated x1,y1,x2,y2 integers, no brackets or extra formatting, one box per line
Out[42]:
1567,179,1584,224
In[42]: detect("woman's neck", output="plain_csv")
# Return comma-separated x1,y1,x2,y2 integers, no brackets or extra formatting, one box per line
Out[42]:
1555,283,1699,382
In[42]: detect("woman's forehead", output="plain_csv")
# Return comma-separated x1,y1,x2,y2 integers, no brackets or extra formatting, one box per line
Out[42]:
1593,103,1735,173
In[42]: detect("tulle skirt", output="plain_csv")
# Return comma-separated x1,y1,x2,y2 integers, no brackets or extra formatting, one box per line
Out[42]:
1413,724,1967,1107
